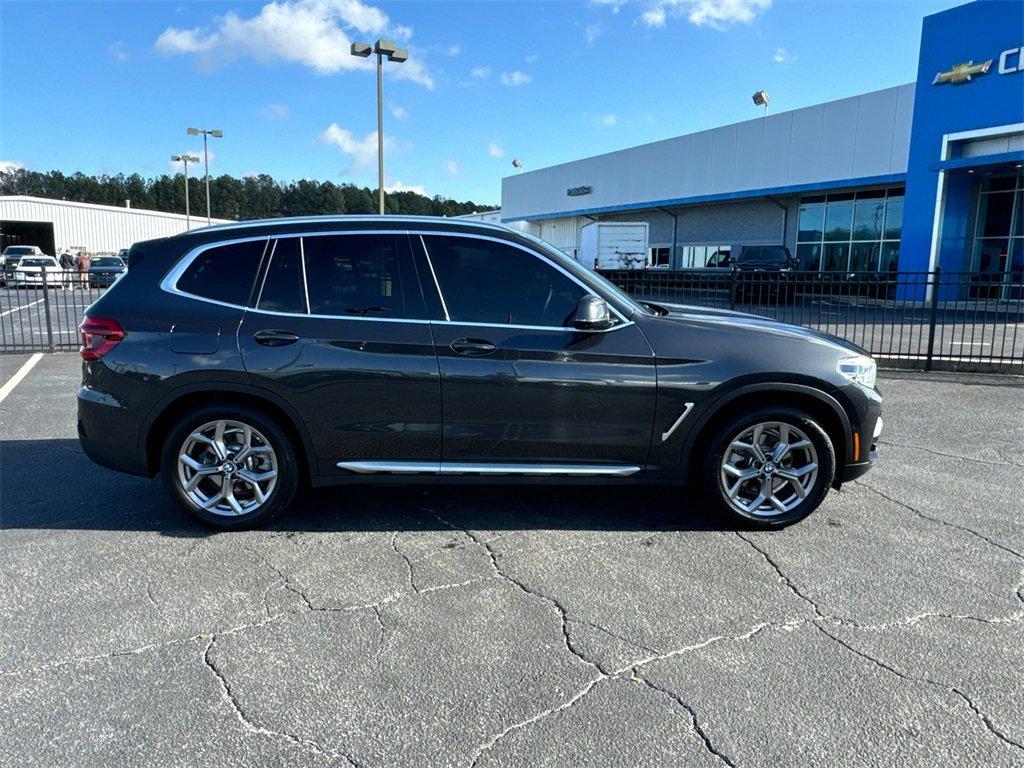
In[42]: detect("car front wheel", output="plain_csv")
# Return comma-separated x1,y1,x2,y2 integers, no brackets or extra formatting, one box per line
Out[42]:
703,407,835,528
160,405,299,529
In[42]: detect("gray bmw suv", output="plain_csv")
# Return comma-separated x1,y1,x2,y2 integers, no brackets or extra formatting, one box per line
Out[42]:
77,216,882,529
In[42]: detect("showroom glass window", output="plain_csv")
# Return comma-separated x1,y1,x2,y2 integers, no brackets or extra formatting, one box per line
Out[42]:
970,171,1023,299
796,188,903,272
422,235,586,327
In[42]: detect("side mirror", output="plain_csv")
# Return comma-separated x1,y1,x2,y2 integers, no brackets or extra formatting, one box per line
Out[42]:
573,295,612,330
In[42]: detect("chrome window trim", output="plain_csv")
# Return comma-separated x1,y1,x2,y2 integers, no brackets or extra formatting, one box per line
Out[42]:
160,228,634,334
298,237,311,314
418,235,450,321
337,460,641,477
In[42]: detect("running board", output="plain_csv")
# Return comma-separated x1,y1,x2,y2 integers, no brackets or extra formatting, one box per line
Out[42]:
336,460,641,477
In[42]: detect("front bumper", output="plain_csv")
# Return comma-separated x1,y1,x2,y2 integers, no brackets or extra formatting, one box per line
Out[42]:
840,412,882,483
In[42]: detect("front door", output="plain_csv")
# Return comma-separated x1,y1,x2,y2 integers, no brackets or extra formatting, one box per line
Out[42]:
417,233,657,469
238,232,441,475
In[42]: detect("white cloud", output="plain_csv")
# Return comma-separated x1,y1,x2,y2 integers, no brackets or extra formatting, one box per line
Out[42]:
488,142,504,158
389,102,408,119
600,114,617,126
470,65,490,79
524,53,538,64
584,22,604,44
261,103,291,120
317,123,393,169
386,180,426,195
445,160,461,176
154,0,434,88
597,0,771,29
773,47,795,63
0,160,25,174
500,70,531,87
443,43,461,56
108,41,130,63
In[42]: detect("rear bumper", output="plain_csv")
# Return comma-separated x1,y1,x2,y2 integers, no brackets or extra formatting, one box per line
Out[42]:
78,385,152,477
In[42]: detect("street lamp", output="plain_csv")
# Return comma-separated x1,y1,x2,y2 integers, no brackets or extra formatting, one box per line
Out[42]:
351,39,408,214
171,154,200,228
752,90,770,117
187,127,223,224
512,158,523,173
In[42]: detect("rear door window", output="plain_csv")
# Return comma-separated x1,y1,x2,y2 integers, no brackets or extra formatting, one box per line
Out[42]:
176,239,267,306
302,234,408,318
257,238,307,314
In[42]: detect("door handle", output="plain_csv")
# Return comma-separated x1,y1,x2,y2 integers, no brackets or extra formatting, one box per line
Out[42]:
253,329,299,347
450,338,496,356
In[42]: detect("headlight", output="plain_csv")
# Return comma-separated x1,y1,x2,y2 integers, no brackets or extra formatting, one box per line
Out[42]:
837,355,877,388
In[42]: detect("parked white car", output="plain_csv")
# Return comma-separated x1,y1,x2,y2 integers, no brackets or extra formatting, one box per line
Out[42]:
13,256,63,288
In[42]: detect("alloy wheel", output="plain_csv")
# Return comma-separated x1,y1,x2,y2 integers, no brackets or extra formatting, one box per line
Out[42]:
719,421,818,519
177,419,278,516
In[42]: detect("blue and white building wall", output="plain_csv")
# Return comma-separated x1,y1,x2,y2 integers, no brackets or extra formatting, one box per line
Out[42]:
501,0,1022,288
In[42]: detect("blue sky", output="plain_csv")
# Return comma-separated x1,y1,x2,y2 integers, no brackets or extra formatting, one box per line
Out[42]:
1,0,964,205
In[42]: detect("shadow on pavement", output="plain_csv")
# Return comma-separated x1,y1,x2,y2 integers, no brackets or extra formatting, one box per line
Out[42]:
1,439,728,536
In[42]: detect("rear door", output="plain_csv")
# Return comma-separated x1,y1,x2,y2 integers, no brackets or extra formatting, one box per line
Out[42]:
416,233,657,469
238,232,441,475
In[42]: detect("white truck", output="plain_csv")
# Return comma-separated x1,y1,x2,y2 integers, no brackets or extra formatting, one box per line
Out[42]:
578,221,650,270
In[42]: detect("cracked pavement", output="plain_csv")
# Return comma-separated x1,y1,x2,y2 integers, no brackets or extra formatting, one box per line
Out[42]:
1,354,1022,767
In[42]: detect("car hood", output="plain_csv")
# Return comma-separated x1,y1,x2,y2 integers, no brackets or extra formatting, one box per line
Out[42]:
639,302,867,357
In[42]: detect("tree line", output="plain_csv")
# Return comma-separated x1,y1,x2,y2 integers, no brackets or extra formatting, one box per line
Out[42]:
0,168,495,220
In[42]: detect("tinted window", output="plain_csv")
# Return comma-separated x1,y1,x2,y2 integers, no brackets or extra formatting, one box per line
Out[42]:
177,239,266,306
303,234,407,318
423,235,585,326
738,246,788,264
258,238,306,314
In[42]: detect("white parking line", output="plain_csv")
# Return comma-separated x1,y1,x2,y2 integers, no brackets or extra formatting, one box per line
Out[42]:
0,298,45,317
0,353,44,404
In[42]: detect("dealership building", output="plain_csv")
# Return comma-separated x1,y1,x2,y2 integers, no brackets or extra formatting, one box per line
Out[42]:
0,196,229,256
501,0,1023,288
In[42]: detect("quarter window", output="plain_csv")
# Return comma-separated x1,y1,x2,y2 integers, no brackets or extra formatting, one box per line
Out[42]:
302,235,406,318
176,239,266,306
422,235,586,327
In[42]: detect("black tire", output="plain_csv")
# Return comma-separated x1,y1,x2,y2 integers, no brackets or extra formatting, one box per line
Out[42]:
160,404,300,529
701,406,835,528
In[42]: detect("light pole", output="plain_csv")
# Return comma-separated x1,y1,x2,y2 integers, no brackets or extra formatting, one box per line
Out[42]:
171,154,200,228
187,127,223,224
351,40,408,215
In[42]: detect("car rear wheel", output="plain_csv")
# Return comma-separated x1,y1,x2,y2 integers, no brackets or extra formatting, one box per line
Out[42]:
160,405,299,529
702,407,835,528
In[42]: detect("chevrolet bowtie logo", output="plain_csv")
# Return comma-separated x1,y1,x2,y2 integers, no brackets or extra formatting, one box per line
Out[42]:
933,59,993,85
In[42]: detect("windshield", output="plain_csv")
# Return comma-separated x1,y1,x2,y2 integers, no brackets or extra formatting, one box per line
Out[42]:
738,246,789,264
21,258,56,267
518,232,648,317
91,256,124,267
4,246,37,256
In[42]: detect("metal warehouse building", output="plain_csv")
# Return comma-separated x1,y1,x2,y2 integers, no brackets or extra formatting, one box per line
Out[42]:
0,196,229,256
501,0,1023,294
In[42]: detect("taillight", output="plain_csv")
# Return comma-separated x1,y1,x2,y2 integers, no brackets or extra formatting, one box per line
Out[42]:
79,316,125,361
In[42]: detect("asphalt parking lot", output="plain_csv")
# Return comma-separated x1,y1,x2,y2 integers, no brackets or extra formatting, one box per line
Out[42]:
1,353,1022,767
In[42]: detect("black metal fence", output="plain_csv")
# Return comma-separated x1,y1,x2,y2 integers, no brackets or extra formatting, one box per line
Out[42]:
0,269,109,353
601,268,1024,374
1,267,1022,373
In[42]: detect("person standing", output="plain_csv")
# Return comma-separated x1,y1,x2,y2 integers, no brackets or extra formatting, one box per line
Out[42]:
59,249,75,289
76,250,91,289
